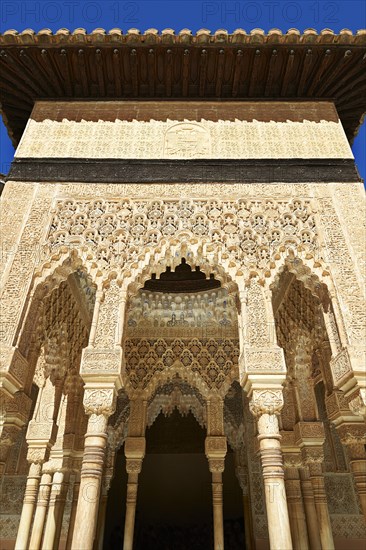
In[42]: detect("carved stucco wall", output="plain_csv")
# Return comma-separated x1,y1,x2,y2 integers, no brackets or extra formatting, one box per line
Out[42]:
1,179,365,543
1,181,365,384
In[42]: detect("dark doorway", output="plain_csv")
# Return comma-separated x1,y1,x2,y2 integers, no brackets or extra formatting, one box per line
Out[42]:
103,409,245,549
135,410,213,549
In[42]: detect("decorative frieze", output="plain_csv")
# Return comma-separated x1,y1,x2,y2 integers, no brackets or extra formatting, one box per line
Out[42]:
16,118,352,160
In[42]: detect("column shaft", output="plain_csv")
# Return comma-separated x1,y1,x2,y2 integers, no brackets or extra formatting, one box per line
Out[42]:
285,473,309,550
42,471,66,550
205,436,227,550
300,472,322,550
309,466,334,550
122,435,146,550
95,493,108,550
15,463,42,550
258,414,292,550
212,472,224,550
123,473,139,550
71,414,108,550
350,459,366,519
29,472,52,550
65,480,80,550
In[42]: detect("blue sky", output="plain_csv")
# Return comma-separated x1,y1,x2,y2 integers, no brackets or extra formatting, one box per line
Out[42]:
1,0,365,179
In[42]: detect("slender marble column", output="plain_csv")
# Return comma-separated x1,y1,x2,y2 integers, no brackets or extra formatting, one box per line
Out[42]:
71,413,109,550
350,459,366,519
235,462,254,550
65,478,80,550
308,462,334,550
257,414,292,550
285,468,309,550
95,492,108,550
29,472,53,550
42,471,67,550
299,468,322,550
211,472,224,550
15,462,42,550
54,472,69,548
205,436,227,550
249,390,293,550
124,472,139,550
343,439,366,520
123,437,146,550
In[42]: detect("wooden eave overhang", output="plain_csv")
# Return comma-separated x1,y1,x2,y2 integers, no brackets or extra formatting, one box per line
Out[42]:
1,27,366,146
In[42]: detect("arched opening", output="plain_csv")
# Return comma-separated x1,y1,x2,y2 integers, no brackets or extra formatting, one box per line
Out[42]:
103,255,247,548
271,266,365,549
6,265,97,550
272,266,347,464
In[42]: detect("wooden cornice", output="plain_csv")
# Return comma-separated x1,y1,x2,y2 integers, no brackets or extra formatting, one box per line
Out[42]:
1,27,365,147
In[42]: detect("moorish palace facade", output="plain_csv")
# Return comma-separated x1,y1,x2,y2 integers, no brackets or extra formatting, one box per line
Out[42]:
0,27,365,550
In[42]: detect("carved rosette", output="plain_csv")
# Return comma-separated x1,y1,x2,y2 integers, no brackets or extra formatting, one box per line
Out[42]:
126,459,143,475
282,452,303,469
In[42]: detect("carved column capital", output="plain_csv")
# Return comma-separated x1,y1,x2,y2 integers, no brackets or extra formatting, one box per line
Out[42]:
126,459,143,474
348,388,366,419
205,436,227,473
26,447,49,465
83,387,117,417
124,436,146,460
336,422,366,448
300,446,324,468
249,388,284,417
